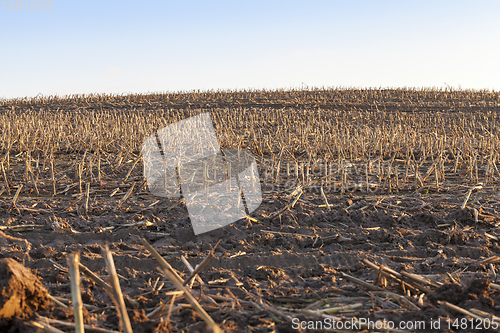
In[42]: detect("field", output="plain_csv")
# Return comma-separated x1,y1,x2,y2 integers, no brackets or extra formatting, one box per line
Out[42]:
1,87,500,332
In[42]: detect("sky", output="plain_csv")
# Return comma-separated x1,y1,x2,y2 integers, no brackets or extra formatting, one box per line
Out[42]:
1,0,499,99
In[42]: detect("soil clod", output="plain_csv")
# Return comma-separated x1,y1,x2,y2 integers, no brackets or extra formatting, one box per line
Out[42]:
0,258,50,319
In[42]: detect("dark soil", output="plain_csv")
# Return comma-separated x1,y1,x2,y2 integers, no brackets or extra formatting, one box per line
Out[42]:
1,89,500,332
1,186,500,332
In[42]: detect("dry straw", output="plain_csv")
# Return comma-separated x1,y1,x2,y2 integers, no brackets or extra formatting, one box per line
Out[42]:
67,253,85,333
102,245,134,333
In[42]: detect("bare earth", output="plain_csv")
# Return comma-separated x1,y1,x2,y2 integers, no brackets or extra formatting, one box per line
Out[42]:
1,89,500,332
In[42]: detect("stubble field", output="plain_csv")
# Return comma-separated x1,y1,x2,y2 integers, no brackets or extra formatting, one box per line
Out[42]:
1,88,500,332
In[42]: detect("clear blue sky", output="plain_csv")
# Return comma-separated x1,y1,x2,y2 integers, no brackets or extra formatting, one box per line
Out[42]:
1,0,499,99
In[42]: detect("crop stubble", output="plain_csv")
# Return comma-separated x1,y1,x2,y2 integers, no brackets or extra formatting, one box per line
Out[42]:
0,88,500,332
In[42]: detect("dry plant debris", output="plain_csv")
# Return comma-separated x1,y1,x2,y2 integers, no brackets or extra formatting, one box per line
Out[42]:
0,88,499,332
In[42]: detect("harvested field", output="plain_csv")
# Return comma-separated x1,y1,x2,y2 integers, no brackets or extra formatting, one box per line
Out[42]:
1,88,500,332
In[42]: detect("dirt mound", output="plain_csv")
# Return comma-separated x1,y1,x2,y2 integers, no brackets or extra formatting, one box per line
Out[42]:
0,258,50,320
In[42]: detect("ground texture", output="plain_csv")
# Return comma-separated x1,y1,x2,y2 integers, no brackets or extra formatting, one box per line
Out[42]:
1,89,500,332
0,186,500,332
